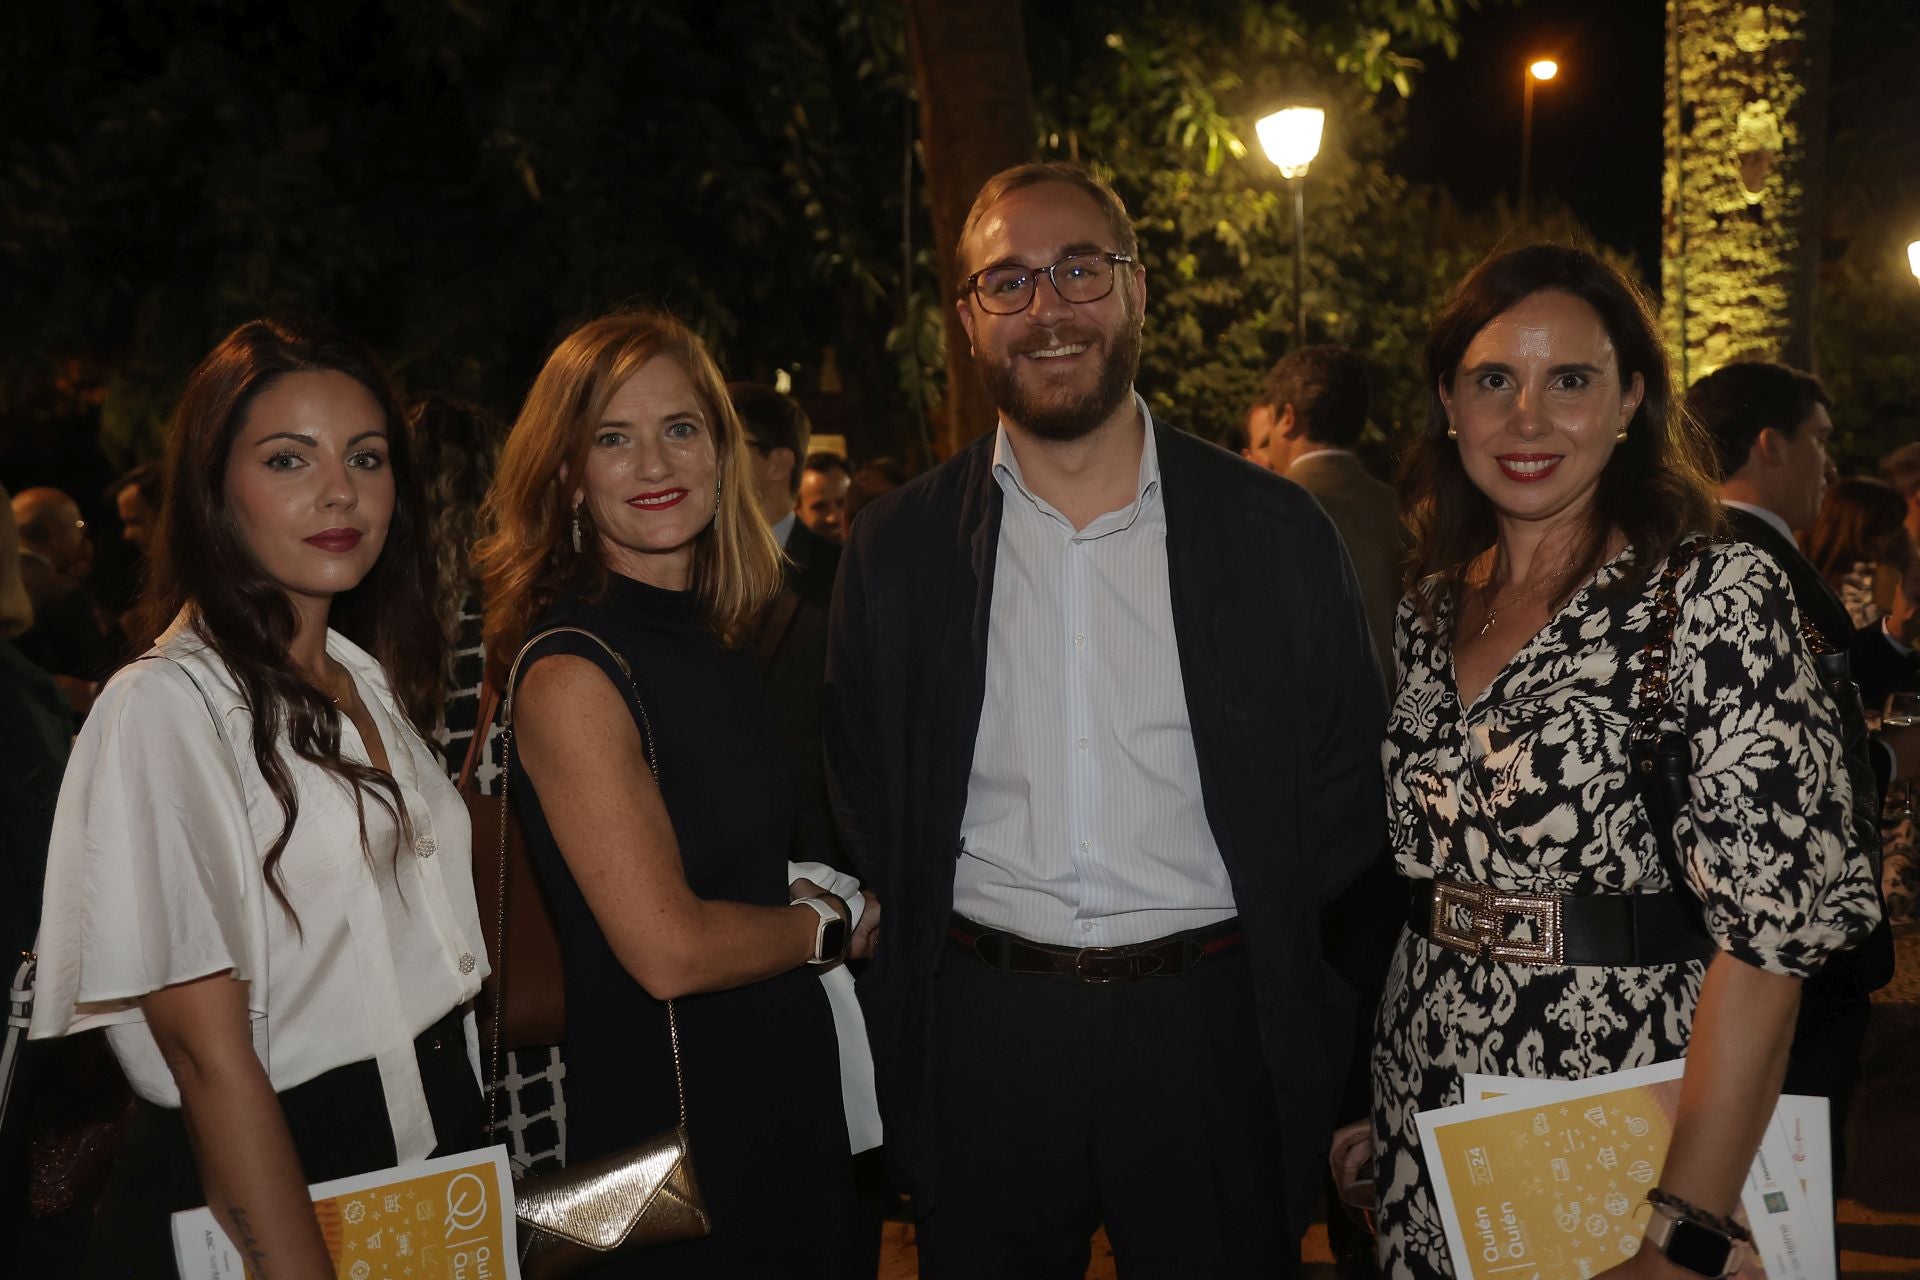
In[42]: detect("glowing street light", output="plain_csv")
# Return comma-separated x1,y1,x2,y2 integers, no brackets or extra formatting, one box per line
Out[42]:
1521,57,1561,222
1909,240,1920,282
1257,106,1326,348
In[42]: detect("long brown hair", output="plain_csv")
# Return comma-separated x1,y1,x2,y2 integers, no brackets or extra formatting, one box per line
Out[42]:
1804,476,1912,584
137,318,441,922
1400,244,1723,624
477,309,783,675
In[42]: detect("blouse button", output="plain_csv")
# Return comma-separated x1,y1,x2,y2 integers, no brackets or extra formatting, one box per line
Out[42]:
414,832,437,857
458,952,476,974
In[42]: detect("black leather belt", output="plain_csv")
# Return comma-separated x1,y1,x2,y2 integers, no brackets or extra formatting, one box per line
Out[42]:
947,914,1243,982
1407,878,1715,967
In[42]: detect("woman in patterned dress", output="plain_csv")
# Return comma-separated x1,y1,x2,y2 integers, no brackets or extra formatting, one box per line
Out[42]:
1355,246,1881,1279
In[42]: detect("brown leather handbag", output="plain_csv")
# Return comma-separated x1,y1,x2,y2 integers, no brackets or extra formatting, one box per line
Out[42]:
488,627,712,1275
458,676,566,1049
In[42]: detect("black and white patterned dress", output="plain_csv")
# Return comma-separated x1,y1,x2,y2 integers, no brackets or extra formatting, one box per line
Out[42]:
1371,540,1882,1278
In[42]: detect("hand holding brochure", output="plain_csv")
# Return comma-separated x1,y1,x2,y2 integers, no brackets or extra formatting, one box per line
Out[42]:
171,1145,521,1280
1414,1062,1831,1280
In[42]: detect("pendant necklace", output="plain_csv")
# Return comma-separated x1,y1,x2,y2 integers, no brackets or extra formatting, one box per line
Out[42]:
1477,561,1573,638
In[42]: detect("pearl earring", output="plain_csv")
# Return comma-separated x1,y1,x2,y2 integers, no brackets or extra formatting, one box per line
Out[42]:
1616,427,1629,441
570,504,583,554
1446,426,1459,439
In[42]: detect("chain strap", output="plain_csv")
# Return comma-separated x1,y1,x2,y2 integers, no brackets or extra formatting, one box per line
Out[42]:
1630,540,1705,741
483,626,684,1136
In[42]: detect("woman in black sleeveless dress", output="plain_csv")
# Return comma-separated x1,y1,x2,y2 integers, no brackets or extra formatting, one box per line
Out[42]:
477,310,866,1276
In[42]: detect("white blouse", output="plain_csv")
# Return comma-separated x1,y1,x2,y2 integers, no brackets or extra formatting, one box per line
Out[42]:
30,613,488,1161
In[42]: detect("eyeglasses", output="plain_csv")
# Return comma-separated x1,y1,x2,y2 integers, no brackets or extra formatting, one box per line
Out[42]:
962,251,1136,315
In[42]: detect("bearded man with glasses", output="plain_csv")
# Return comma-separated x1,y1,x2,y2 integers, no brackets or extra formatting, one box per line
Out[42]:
827,161,1386,1276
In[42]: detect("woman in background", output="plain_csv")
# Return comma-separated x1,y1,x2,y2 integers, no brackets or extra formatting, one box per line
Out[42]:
30,319,488,1277
1803,475,1919,631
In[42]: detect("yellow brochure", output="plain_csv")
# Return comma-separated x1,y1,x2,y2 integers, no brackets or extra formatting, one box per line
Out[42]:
1415,1061,1791,1280
171,1144,520,1280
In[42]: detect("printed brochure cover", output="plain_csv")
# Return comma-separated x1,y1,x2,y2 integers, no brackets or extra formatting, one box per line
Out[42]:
1415,1062,1829,1280
171,1144,519,1280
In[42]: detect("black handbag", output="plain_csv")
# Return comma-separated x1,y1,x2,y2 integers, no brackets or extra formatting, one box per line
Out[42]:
1628,539,1892,992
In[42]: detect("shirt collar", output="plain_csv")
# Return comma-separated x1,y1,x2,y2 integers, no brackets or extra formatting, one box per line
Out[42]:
1290,447,1354,468
771,511,797,546
1722,499,1796,544
990,392,1160,540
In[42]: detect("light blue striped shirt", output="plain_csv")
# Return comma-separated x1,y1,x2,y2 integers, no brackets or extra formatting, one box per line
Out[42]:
953,399,1239,947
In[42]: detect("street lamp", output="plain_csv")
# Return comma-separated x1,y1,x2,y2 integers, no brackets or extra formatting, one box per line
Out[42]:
1909,240,1920,282
1521,58,1559,223
1256,106,1325,349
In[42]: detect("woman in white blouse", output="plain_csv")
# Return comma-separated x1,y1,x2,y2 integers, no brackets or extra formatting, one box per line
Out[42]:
30,319,490,1278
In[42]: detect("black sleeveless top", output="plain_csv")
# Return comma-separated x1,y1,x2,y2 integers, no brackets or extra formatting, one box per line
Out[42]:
509,570,858,1275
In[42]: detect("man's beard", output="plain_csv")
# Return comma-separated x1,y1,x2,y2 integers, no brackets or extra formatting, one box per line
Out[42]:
977,312,1143,443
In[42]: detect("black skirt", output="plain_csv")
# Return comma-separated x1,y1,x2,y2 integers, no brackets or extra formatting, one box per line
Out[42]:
84,1005,486,1278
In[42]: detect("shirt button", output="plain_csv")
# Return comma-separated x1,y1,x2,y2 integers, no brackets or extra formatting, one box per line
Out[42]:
414,832,437,857
1077,737,1089,750
1074,634,1086,648
458,952,476,974
1079,839,1090,852
1082,922,1095,933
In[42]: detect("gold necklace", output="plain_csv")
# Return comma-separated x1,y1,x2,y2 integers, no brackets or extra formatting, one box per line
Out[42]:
1476,561,1574,638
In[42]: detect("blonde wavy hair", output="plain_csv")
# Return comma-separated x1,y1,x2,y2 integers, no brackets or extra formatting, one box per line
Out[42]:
478,309,783,674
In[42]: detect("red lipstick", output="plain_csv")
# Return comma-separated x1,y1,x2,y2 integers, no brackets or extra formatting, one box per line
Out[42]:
628,489,689,510
304,528,363,552
1495,454,1563,484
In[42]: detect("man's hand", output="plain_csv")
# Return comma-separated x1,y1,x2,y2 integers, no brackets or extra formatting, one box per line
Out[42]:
850,891,880,960
1328,1119,1375,1210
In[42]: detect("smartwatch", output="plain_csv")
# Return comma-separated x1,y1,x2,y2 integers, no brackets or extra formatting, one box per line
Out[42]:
792,893,849,966
1643,1202,1739,1278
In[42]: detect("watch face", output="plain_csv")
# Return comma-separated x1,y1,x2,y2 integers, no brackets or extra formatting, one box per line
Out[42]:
1665,1218,1735,1277
821,917,848,961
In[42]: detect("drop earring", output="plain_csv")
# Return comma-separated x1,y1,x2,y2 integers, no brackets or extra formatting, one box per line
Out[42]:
570,503,583,553
1446,425,1459,439
1616,427,1629,441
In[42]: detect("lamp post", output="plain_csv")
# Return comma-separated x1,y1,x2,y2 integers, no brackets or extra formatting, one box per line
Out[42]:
1256,106,1325,349
1520,58,1559,223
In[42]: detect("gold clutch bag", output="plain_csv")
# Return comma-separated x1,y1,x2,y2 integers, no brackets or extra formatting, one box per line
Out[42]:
515,1120,709,1274
489,628,714,1277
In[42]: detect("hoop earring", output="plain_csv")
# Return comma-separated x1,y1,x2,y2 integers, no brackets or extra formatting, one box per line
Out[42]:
571,503,583,554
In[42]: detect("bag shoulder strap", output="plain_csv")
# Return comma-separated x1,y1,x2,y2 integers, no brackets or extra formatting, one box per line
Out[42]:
1630,539,1711,739
455,680,499,794
486,624,679,1132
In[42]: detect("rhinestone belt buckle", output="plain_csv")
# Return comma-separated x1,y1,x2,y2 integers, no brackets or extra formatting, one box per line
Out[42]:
1430,881,1565,965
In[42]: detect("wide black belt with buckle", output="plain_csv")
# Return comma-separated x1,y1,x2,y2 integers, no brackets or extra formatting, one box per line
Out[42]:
1407,878,1715,967
946,914,1243,982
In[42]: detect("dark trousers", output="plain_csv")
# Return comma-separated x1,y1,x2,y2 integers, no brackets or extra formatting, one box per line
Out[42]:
84,1006,486,1278
916,944,1295,1280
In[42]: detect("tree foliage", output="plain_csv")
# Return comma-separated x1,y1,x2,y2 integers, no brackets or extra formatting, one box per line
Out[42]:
1024,0,1563,450
0,0,921,465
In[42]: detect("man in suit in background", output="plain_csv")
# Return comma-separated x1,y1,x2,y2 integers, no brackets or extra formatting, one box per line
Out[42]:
798,450,854,545
828,161,1385,1276
731,382,840,607
1261,345,1401,684
1690,359,1897,1187
730,383,847,875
